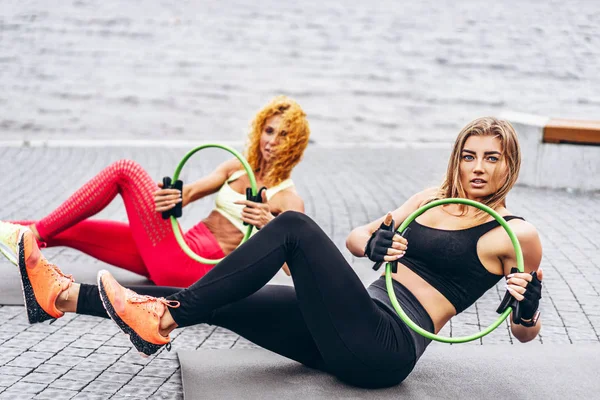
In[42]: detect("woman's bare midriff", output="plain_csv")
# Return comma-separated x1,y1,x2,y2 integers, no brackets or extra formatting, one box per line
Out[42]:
388,264,457,334
202,210,245,255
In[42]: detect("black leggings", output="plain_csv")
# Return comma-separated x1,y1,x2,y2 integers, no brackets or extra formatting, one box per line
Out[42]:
78,212,421,388
173,211,421,388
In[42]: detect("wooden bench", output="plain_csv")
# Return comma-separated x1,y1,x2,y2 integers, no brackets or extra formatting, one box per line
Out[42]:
543,119,600,145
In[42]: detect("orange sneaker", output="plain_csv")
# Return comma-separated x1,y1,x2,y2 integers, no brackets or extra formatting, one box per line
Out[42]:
97,270,180,356
17,229,74,323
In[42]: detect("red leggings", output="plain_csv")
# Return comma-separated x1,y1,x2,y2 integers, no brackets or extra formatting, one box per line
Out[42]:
17,160,224,287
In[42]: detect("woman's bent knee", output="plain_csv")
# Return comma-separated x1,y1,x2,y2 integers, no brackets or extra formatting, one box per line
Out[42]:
106,159,149,182
270,211,323,240
274,210,316,229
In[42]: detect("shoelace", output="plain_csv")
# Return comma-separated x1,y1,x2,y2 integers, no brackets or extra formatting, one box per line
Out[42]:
42,258,74,325
127,293,181,316
43,258,74,283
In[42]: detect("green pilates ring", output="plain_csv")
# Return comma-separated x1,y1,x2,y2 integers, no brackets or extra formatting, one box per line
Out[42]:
386,198,524,343
170,144,258,265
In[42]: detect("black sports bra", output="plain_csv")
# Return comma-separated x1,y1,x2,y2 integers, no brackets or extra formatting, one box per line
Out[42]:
397,216,524,314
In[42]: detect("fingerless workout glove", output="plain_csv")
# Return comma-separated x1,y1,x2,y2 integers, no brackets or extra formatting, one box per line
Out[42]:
516,270,542,321
496,267,542,326
364,220,396,263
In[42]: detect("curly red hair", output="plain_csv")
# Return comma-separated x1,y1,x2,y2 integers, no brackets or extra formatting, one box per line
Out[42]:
244,96,310,187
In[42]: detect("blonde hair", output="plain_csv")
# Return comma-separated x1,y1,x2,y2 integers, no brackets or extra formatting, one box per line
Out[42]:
430,117,521,216
244,96,310,187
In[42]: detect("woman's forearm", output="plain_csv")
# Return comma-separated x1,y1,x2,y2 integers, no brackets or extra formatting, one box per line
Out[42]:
346,228,371,258
181,183,215,208
182,185,193,208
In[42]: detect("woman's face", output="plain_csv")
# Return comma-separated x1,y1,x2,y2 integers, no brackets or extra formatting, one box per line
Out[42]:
459,135,508,200
260,114,286,163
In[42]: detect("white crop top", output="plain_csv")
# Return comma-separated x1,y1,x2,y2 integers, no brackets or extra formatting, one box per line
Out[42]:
213,170,295,234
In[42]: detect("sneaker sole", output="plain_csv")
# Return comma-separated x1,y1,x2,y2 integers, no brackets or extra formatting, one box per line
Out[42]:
97,271,163,357
17,231,55,324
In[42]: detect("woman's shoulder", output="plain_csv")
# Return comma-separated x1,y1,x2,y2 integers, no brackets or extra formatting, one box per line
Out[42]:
500,210,542,273
414,187,439,207
495,209,541,252
270,184,302,201
506,217,540,242
270,186,304,212
421,187,439,197
218,158,244,178
487,206,540,244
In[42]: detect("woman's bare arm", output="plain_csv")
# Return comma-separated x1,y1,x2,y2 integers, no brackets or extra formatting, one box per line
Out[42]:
346,188,437,257
502,221,543,342
155,158,241,213
182,159,242,207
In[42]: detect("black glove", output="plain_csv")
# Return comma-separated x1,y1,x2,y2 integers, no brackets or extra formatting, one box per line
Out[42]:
496,267,542,326
364,219,396,263
516,270,542,321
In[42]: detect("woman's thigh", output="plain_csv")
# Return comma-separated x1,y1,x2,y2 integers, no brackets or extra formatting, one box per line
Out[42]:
209,284,326,371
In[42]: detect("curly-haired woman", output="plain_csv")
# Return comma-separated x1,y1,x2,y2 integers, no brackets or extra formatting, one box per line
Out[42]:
0,96,310,287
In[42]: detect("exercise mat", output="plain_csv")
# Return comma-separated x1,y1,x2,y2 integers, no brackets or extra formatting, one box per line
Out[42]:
179,345,600,399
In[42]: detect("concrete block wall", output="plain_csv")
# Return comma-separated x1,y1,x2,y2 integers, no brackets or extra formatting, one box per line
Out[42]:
501,111,600,191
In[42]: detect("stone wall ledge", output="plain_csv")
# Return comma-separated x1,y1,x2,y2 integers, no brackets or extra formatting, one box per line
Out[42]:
501,111,600,192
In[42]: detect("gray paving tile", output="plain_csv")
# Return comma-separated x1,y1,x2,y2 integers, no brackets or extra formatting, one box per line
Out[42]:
0,392,36,400
94,372,131,385
104,363,143,376
148,385,183,400
34,363,72,376
81,380,123,395
7,352,55,369
60,370,102,385
116,384,161,398
0,365,34,376
45,354,86,369
0,375,20,387
48,380,88,392
34,388,79,400
2,381,47,394
148,391,183,400
21,372,62,385
94,346,129,356
70,392,113,400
